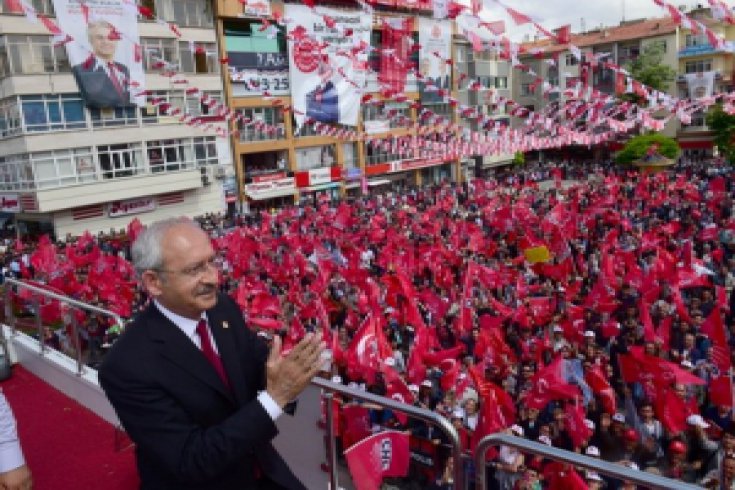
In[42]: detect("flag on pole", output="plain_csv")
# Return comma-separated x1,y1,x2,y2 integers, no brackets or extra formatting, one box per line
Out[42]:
345,430,410,490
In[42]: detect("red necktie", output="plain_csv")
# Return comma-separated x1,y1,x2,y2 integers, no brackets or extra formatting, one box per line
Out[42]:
196,319,230,389
107,62,125,97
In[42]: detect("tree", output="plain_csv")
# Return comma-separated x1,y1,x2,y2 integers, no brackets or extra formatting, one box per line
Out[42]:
512,151,525,165
622,43,676,103
615,133,680,165
706,104,735,163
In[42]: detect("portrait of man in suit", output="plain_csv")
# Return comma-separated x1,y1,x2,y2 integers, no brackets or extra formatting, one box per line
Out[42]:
99,217,324,489
72,20,132,108
306,59,339,123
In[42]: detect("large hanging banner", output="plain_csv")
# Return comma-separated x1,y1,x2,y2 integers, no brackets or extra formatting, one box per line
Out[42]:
225,22,289,97
685,71,716,99
418,18,451,103
52,0,145,109
285,4,372,128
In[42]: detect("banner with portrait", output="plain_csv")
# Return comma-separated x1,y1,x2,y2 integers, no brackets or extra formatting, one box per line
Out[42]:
51,0,145,108
685,71,716,99
418,18,451,103
284,4,372,129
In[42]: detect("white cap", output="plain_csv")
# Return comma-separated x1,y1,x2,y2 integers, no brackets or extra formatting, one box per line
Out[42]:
612,413,626,423
538,435,552,446
585,445,600,457
256,331,269,338
680,360,694,369
347,382,359,390
510,424,524,436
420,380,433,388
584,419,596,430
624,461,639,471
686,414,710,428
553,325,564,333
451,408,465,419
331,375,343,384
384,357,396,367
408,384,419,393
586,471,603,482
584,330,595,338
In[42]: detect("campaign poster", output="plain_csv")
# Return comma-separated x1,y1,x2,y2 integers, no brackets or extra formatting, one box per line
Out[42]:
418,18,451,103
225,22,289,97
52,0,145,108
686,71,715,99
285,4,372,128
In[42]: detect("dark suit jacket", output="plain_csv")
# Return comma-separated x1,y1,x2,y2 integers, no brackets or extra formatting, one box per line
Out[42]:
72,56,132,109
99,294,305,490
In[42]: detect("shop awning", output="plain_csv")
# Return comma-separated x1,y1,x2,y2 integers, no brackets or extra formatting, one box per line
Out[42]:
247,188,296,201
367,179,391,187
301,182,341,192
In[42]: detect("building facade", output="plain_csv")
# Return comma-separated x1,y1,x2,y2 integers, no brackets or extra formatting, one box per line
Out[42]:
215,0,513,212
0,0,233,238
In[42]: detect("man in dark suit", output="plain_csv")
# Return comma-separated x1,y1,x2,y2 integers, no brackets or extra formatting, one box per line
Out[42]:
99,217,324,489
72,20,132,108
306,60,339,123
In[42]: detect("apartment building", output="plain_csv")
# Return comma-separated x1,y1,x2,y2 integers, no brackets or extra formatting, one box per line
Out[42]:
215,0,513,211
675,6,735,156
0,0,232,237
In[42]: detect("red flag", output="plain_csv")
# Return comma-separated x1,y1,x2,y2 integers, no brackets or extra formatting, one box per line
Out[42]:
656,388,689,435
565,402,593,448
505,6,533,25
378,17,413,93
345,431,410,490
585,365,617,414
386,377,414,426
639,298,655,343
710,375,733,408
556,24,571,44
342,405,372,449
700,307,731,372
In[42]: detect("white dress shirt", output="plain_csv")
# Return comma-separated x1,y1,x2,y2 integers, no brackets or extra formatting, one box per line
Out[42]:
0,390,25,473
154,300,282,421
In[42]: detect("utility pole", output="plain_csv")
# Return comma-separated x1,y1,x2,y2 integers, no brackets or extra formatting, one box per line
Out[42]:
621,0,626,22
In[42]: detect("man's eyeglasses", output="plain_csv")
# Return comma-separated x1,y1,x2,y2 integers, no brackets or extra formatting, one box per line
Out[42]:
155,257,218,278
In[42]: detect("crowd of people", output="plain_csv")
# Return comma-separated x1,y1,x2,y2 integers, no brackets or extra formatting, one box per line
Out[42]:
3,157,735,489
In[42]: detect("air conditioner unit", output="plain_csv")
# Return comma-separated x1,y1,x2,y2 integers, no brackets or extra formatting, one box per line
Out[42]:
214,167,227,179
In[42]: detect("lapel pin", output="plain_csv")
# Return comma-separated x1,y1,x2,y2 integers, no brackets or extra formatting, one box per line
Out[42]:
222,321,229,329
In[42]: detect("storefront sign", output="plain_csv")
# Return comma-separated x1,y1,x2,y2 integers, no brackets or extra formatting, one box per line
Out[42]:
252,172,287,183
108,197,156,218
309,167,333,186
241,0,271,17
0,194,20,213
343,167,363,180
245,177,296,196
295,166,342,187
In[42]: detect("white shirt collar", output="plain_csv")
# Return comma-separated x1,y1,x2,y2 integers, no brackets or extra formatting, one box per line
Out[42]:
154,300,206,343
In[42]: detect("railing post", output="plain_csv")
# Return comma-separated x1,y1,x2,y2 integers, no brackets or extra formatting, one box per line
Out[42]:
324,392,339,490
34,296,45,355
4,285,15,335
69,310,84,377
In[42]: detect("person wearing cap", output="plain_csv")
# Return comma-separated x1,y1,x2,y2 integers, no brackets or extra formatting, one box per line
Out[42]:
661,439,696,482
620,427,656,470
495,425,526,490
585,471,604,490
551,325,570,353
705,425,735,477
682,414,719,481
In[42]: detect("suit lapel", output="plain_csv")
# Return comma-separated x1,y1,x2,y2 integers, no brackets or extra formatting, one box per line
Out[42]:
146,304,235,403
207,304,252,405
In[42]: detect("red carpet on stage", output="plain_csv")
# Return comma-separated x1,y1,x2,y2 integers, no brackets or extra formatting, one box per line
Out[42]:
1,364,138,490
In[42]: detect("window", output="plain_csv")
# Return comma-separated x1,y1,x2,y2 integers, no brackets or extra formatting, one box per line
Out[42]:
155,0,213,27
0,35,69,77
685,33,709,47
649,40,667,53
685,59,713,73
97,143,143,179
0,0,54,15
193,136,217,166
140,38,177,71
690,111,706,127
142,90,185,124
363,102,410,129
20,94,86,132
186,91,224,116
0,154,33,190
30,148,95,189
546,66,559,86
238,107,285,141
521,83,535,97
342,143,358,168
365,139,400,166
179,42,219,74
494,76,508,89
295,146,333,171
89,106,137,128
565,54,578,66
0,96,22,138
146,139,193,173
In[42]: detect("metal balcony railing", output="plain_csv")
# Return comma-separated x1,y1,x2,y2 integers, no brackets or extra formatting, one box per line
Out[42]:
475,433,701,490
2,277,126,376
